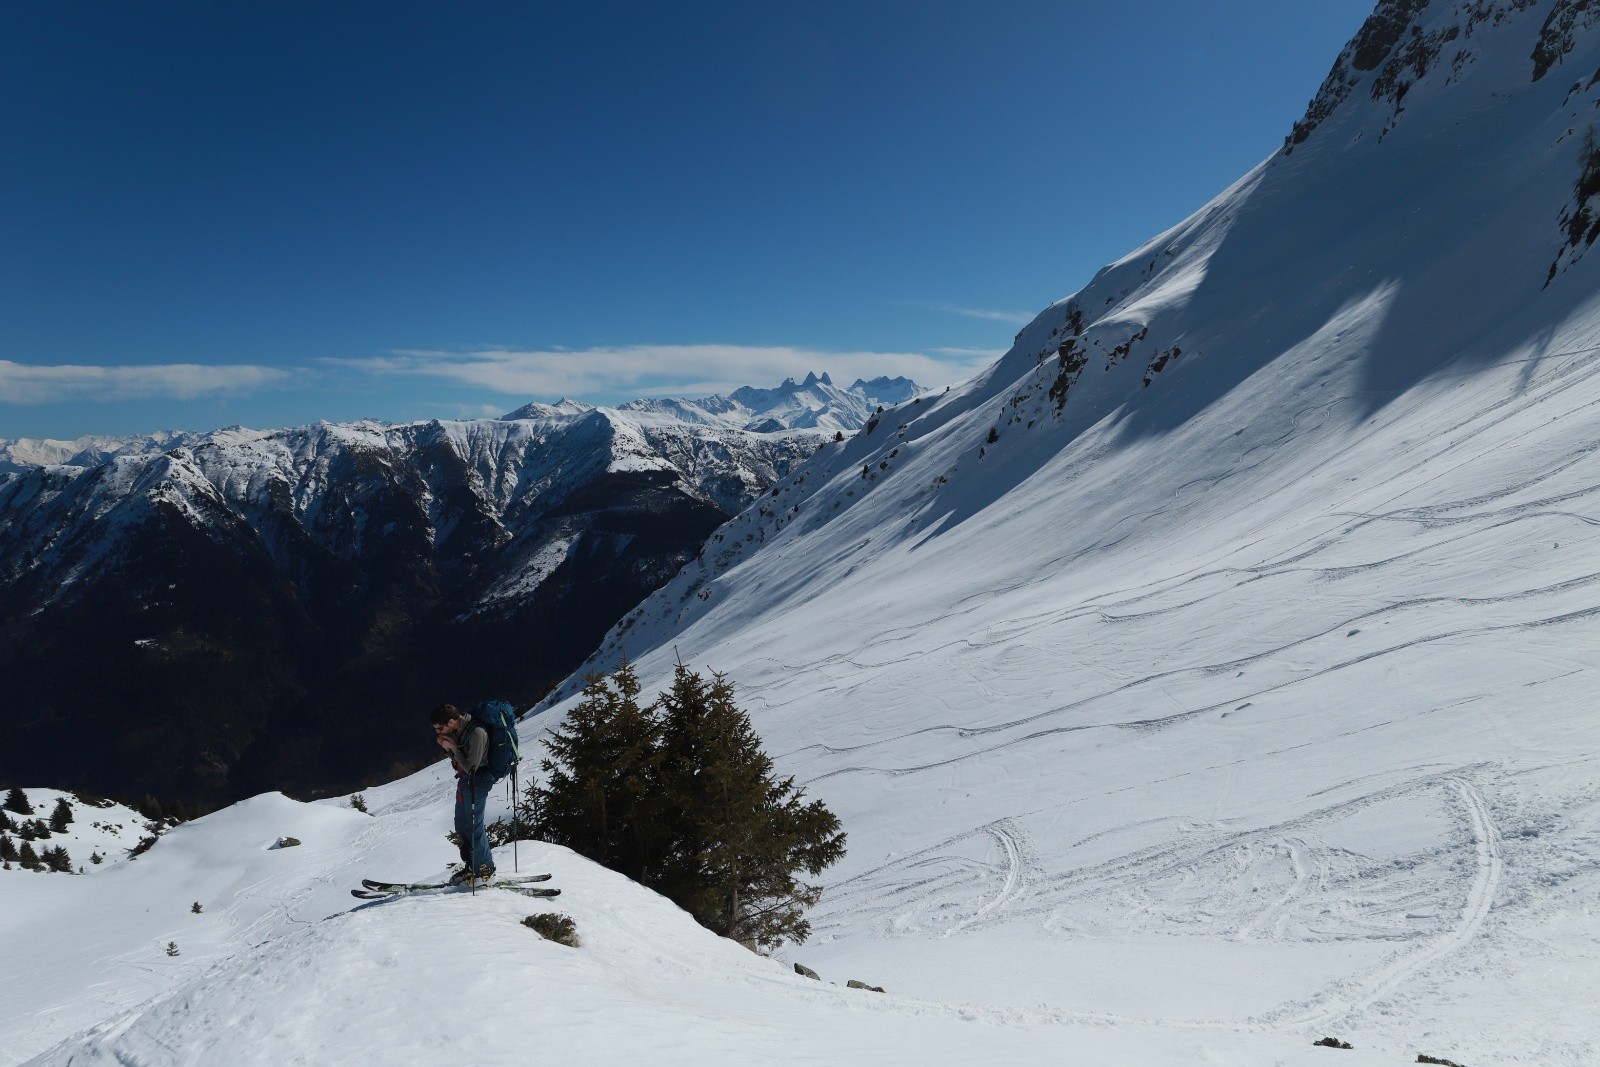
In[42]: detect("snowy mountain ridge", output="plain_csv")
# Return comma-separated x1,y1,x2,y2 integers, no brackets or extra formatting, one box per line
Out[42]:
0,372,918,479
0,378,915,806
499,371,920,434
5,2,1600,1064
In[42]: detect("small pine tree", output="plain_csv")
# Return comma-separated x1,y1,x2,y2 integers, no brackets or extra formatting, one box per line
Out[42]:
192,901,203,914
166,942,180,957
654,664,846,950
0,809,14,832
349,793,368,814
17,820,38,842
0,835,16,862
44,845,72,873
3,787,32,815
534,660,665,883
50,797,73,832
28,819,50,840
18,841,41,871
90,850,103,864
535,661,846,952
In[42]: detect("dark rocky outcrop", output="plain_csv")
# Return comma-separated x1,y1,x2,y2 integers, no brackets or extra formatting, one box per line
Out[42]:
0,409,828,807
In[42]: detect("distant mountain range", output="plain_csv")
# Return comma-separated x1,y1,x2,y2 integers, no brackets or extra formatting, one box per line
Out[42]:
0,374,919,806
502,372,919,435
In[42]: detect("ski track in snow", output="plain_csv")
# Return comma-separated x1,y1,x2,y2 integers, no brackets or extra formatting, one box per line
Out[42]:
1251,776,1506,1029
805,769,1510,1037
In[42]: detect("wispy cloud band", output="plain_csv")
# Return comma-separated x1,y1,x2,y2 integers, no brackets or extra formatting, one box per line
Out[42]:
327,344,994,400
0,360,288,404
892,301,1036,326
0,341,1000,410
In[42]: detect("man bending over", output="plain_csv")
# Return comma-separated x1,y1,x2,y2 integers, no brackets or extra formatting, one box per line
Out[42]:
432,703,496,886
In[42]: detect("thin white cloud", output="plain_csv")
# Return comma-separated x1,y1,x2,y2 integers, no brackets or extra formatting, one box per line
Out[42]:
328,344,994,401
930,346,1008,358
0,360,288,404
894,302,1035,326
940,305,1035,325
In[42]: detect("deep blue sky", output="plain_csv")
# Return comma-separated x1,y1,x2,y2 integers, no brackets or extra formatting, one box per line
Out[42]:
1,1,1375,439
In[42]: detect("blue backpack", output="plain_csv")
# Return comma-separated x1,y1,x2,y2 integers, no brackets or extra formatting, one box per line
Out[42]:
471,700,521,781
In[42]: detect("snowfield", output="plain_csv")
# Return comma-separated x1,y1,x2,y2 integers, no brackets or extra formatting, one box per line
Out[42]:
0,783,1460,1067
6,1,1600,1063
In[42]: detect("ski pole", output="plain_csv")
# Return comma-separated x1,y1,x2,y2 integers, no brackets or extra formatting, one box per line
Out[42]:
512,764,519,874
468,776,478,897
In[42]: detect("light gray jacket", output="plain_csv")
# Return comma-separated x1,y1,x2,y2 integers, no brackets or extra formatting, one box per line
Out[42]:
449,714,489,778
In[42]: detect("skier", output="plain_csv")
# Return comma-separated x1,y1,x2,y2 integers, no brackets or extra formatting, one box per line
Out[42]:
432,703,496,886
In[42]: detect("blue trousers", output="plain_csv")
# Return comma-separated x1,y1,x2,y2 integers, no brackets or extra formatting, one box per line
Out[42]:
454,773,496,873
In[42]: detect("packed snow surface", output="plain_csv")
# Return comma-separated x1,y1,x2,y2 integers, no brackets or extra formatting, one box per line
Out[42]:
0,785,1452,1067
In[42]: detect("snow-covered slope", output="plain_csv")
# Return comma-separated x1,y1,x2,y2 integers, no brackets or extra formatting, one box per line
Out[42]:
6,1,1600,1063
0,789,154,875
0,431,199,475
1,778,1374,1067
509,0,1600,1060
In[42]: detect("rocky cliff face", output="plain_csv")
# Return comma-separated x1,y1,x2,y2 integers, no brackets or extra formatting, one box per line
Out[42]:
0,378,915,805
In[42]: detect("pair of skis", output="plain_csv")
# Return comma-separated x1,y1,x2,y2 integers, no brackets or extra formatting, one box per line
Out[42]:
351,872,559,900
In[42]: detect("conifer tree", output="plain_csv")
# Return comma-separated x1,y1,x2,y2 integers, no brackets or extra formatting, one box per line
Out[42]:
3,787,31,815
0,809,14,833
532,661,664,882
535,660,846,951
0,835,16,863
50,797,73,832
17,820,38,842
18,841,41,871
655,664,845,950
44,845,72,873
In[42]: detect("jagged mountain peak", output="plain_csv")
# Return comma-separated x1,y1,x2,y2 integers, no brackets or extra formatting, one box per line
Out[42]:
498,397,594,420
614,373,923,434
849,374,918,406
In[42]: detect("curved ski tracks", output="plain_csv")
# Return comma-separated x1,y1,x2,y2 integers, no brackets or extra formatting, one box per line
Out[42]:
813,773,1505,1038
940,820,1033,939
1253,775,1505,1031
